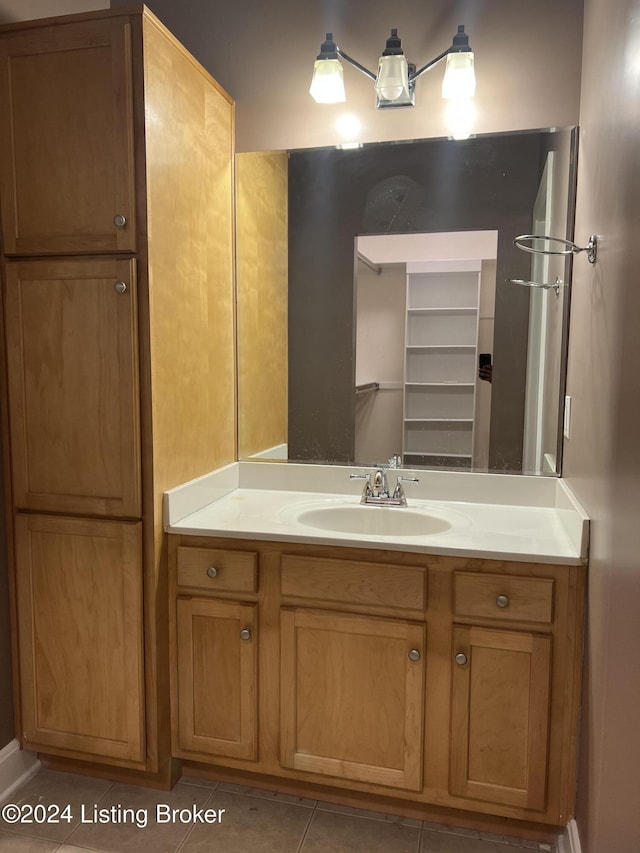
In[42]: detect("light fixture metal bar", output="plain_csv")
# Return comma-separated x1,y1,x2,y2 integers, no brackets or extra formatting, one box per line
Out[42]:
410,47,451,82
335,46,377,82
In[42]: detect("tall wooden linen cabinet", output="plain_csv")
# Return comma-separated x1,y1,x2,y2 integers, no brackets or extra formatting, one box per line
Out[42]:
0,7,236,782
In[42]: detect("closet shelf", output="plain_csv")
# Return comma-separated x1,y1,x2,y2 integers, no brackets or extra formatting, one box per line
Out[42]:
403,451,473,459
407,307,477,314
406,344,476,351
403,267,481,467
405,382,474,387
404,418,473,424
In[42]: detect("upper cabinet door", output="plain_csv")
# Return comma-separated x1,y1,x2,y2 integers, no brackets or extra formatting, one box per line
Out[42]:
5,258,141,518
0,19,136,255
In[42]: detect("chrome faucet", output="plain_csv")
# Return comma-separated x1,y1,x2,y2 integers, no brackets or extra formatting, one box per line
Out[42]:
371,467,389,498
350,467,419,507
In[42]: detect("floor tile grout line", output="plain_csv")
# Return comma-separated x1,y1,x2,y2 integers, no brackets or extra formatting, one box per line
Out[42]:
0,826,72,848
178,781,220,792
60,778,117,846
294,805,317,853
4,769,560,853
172,787,214,853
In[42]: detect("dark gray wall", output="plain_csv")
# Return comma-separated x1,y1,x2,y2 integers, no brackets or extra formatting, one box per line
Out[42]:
288,132,546,468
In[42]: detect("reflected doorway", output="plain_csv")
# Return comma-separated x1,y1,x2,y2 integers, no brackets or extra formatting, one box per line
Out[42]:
354,231,498,469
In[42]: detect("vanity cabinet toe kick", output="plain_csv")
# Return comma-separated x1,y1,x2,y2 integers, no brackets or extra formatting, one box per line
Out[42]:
168,535,585,836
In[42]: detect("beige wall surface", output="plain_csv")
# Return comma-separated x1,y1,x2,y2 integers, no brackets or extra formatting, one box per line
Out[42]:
564,0,640,850
110,0,583,151
355,264,405,464
0,0,107,23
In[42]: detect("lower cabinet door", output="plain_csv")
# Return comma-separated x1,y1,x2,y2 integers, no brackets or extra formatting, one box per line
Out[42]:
280,608,426,791
15,514,145,765
176,597,257,760
450,625,551,811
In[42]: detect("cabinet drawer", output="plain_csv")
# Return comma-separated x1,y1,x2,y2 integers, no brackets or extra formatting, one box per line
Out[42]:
281,555,426,611
176,547,257,594
453,572,554,624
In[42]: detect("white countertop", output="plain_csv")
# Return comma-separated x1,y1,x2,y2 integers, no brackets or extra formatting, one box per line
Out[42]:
165,462,589,566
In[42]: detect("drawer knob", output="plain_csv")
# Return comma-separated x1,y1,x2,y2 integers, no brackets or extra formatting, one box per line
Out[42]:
206,566,218,579
240,628,252,641
114,280,127,294
455,653,468,666
113,213,127,228
496,594,510,608
408,648,421,662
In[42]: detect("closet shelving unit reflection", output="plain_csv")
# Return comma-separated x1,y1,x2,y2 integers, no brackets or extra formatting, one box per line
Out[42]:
402,260,481,468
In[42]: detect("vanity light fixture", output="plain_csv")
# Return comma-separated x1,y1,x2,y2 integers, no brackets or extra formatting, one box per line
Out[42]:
309,25,475,110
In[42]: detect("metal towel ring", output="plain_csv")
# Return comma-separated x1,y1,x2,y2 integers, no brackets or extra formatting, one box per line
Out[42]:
514,234,597,264
508,277,562,295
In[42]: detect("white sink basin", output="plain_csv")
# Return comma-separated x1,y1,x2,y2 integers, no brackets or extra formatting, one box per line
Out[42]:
294,504,452,536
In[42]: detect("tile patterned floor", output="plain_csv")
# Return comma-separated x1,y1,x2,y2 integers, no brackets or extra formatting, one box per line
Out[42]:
0,769,558,853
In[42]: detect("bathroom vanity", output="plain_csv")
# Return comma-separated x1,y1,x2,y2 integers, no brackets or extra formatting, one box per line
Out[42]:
165,462,587,835
0,4,586,844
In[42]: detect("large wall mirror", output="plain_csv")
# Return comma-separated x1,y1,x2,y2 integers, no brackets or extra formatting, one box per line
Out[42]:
236,127,577,476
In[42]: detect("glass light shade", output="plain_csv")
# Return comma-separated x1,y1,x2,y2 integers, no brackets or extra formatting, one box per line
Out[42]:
442,51,476,99
375,54,409,102
310,59,346,103
445,98,477,140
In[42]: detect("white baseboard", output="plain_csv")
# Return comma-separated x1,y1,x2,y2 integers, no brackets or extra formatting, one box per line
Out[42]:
557,819,582,853
0,739,40,804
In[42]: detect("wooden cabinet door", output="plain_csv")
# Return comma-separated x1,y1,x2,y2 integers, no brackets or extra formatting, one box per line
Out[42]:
15,514,145,765
5,258,141,518
0,18,136,254
450,625,551,811
280,609,425,791
176,598,257,760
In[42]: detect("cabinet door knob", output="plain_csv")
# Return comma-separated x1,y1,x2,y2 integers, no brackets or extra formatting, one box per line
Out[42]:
455,653,468,666
113,214,127,228
114,280,127,294
240,628,252,641
496,594,510,608
408,649,421,662
206,566,218,579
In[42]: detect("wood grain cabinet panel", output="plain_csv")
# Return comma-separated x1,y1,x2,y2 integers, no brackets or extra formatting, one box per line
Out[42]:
176,547,257,594
15,514,145,764
0,18,136,255
450,625,551,811
280,608,425,791
454,572,554,624
5,258,141,518
281,554,426,611
175,598,257,761
0,7,237,783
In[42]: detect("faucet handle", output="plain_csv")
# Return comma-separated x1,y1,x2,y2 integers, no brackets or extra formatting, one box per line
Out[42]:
350,472,372,488
393,475,419,502
388,453,402,468
350,472,372,502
